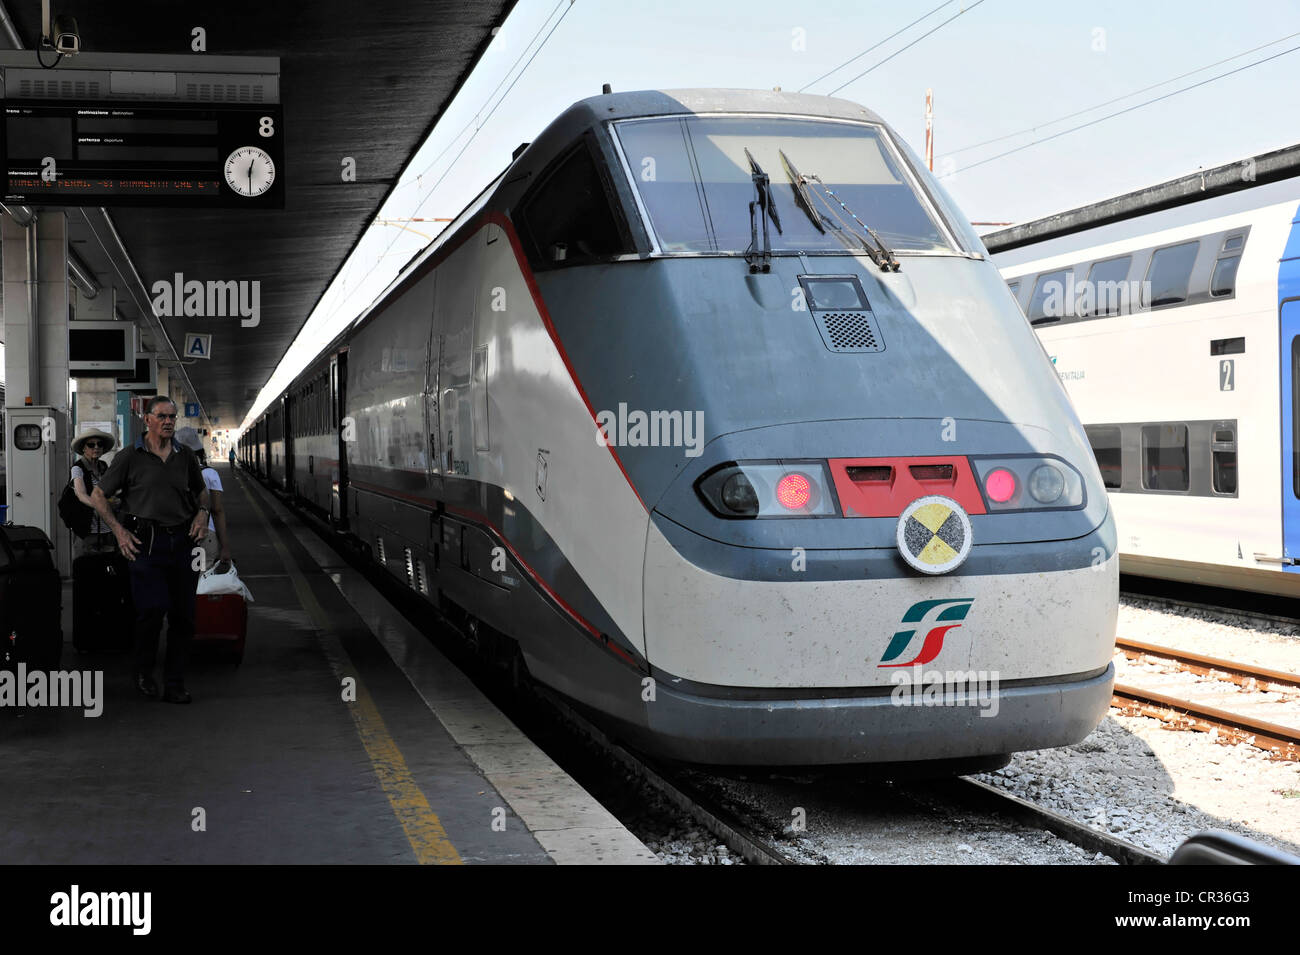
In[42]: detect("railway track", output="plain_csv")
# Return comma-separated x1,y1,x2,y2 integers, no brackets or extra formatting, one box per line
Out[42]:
1111,637,1300,761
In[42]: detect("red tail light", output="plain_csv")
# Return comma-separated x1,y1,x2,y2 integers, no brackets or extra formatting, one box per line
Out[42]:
776,473,812,510
985,467,1017,503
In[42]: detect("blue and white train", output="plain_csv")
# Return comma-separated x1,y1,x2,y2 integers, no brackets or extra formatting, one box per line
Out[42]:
240,89,1118,766
988,147,1300,597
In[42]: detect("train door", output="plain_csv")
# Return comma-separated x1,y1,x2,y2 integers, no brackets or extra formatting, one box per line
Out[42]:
1282,297,1300,570
283,394,295,494
332,351,349,530
435,238,481,484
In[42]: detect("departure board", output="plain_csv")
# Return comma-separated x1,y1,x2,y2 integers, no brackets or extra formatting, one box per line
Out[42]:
1,100,284,208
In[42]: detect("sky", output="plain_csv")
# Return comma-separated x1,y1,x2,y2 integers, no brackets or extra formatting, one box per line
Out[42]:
239,0,1300,430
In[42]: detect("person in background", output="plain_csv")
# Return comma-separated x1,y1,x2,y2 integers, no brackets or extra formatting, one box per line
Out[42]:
228,446,236,468
90,396,209,704
70,429,118,559
178,427,231,570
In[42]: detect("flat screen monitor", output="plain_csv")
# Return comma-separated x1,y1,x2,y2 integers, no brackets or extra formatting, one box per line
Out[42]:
68,321,136,373
114,353,158,391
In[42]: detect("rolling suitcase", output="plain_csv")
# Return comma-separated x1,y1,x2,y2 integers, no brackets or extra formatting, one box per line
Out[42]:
72,553,134,653
0,525,63,670
193,593,247,664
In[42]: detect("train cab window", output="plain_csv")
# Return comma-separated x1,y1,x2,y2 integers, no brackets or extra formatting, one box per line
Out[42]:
1085,425,1122,489
1222,234,1244,253
1211,255,1240,296
1143,241,1199,308
1006,281,1019,297
517,141,630,269
1027,270,1070,324
1081,255,1131,316
1141,424,1189,491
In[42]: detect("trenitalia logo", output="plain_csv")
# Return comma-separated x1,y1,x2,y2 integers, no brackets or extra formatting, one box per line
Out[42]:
879,598,974,667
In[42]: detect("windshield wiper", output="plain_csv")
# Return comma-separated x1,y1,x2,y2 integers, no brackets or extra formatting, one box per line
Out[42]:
778,149,825,236
779,149,900,272
743,147,782,273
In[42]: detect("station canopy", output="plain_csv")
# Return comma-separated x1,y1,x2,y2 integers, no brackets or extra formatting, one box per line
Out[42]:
0,0,516,426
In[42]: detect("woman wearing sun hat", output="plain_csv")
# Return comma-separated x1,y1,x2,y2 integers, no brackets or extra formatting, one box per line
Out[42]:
70,428,119,559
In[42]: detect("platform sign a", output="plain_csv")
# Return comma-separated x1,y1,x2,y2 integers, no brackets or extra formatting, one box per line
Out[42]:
185,333,212,360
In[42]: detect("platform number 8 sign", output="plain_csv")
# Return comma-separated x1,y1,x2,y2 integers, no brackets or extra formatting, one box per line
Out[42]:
1220,359,1234,392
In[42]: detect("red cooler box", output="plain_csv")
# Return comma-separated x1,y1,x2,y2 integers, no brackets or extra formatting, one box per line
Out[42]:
193,593,247,664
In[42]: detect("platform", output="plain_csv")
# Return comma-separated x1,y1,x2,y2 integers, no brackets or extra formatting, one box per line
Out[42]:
0,463,656,865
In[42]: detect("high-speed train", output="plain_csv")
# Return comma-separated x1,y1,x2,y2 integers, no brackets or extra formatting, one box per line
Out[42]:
240,89,1117,766
988,149,1300,598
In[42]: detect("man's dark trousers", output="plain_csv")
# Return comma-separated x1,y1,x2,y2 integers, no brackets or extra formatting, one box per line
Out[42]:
128,525,200,687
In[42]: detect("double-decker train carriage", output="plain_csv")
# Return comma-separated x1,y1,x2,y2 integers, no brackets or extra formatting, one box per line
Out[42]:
987,146,1300,597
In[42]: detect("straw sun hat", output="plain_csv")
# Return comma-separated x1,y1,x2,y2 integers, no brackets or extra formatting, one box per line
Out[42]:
72,429,117,456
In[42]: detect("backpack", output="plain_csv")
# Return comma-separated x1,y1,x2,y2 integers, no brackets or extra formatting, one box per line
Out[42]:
57,466,94,539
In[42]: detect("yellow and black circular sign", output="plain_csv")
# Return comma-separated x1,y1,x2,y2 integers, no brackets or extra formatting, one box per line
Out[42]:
896,495,973,575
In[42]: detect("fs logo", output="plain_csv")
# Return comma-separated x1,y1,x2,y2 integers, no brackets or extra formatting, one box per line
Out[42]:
879,598,974,668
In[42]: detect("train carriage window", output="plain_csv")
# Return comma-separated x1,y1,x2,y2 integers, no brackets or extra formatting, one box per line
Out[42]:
1085,425,1122,489
517,140,630,269
1211,255,1240,296
1143,241,1199,308
1081,255,1131,316
1027,270,1070,324
1141,424,1189,492
1213,443,1237,495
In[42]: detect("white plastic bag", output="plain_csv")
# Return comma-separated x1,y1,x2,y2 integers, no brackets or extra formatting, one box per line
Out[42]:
197,558,254,602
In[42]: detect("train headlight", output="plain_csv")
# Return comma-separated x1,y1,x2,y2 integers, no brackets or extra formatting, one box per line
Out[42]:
972,455,1085,512
720,472,760,515
1028,464,1065,503
697,461,838,518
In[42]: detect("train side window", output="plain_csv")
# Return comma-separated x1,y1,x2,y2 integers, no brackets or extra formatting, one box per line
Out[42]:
1143,241,1199,308
1082,255,1131,316
1212,426,1237,495
517,141,630,269
1141,423,1189,492
1211,255,1240,296
1027,269,1070,324
1085,425,1122,489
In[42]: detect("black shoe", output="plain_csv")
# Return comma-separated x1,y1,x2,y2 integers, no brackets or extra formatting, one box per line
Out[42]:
162,685,192,704
135,674,159,698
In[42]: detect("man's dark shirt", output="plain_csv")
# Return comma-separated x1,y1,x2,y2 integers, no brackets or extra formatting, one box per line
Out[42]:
98,435,205,526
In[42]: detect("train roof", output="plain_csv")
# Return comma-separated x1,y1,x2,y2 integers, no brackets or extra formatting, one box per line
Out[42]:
557,88,886,125
982,142,1300,255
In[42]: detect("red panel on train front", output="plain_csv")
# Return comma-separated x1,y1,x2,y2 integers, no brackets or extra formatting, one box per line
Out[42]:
828,456,987,518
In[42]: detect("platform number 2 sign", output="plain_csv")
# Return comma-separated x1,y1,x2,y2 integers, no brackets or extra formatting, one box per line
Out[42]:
1220,359,1235,392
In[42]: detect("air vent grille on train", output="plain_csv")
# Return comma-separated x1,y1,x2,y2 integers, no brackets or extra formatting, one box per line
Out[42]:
403,548,415,589
414,559,430,595
814,311,884,353
375,536,386,565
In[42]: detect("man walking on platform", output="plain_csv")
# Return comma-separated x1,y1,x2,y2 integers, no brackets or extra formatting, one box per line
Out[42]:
90,396,210,703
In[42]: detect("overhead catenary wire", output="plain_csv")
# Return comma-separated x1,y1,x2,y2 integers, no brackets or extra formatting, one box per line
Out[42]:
826,0,988,96
940,41,1300,177
797,0,956,93
942,29,1300,158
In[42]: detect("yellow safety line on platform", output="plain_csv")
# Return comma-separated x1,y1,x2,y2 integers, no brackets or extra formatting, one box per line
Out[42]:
235,472,462,865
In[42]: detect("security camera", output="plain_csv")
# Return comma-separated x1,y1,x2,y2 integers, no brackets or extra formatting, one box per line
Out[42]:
52,14,79,54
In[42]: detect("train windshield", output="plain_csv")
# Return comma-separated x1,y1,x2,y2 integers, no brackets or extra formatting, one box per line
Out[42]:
613,115,955,255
